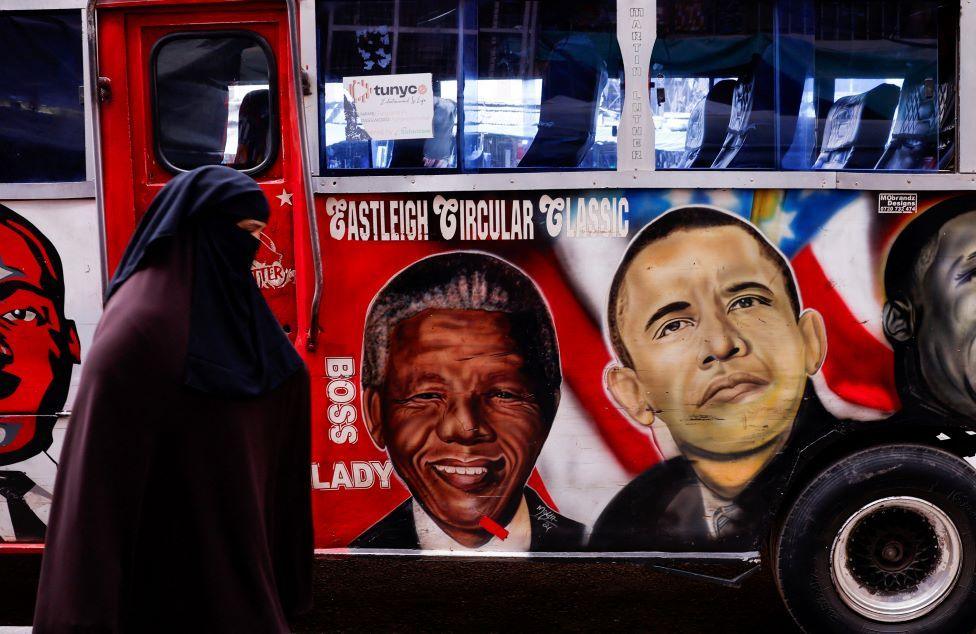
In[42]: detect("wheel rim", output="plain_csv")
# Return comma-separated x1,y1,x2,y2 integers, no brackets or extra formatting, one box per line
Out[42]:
830,496,962,623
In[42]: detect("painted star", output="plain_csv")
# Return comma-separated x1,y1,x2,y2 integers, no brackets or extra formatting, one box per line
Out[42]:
759,209,797,246
276,189,293,207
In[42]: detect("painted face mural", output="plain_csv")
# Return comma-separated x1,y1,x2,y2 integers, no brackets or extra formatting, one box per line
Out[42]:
0,204,80,467
318,190,976,555
357,252,584,551
593,206,827,551
884,198,976,420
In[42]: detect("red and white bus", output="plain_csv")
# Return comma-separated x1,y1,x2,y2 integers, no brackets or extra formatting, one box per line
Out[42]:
3,0,976,629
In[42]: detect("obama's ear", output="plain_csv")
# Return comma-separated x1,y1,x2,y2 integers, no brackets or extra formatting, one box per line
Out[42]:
798,309,828,376
362,387,387,451
605,364,655,427
882,299,914,344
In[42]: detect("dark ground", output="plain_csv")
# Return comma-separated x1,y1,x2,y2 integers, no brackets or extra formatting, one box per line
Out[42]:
0,555,801,632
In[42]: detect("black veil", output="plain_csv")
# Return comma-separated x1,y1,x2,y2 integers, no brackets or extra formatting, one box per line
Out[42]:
107,165,302,397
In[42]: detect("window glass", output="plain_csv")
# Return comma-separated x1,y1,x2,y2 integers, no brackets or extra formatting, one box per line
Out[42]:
153,34,276,172
811,0,954,172
0,11,85,183
651,0,796,170
653,0,956,171
314,0,957,174
463,1,622,170
317,1,459,170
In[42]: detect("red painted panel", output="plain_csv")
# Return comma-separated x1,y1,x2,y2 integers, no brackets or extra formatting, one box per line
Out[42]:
97,1,304,340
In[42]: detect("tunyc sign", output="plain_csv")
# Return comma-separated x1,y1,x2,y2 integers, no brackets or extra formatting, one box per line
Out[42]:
342,72,434,141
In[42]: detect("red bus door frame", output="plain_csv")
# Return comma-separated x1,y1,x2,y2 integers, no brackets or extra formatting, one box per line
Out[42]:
92,0,320,351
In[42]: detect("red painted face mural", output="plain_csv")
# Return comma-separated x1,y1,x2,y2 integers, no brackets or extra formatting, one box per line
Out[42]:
0,204,80,466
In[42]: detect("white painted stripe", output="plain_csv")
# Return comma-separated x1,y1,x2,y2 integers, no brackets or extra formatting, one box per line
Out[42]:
24,486,52,526
0,500,16,542
809,196,889,346
536,388,635,535
812,372,890,421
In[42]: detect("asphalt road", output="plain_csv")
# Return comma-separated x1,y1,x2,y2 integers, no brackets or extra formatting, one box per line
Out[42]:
1,555,802,632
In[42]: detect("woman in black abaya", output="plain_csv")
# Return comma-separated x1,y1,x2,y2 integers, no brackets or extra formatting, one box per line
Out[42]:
34,166,312,633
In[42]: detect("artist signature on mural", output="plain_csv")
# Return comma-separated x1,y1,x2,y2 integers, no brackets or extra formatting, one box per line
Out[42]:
532,505,559,533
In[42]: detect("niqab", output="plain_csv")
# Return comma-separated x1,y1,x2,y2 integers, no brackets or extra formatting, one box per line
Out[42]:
33,165,313,632
107,165,302,397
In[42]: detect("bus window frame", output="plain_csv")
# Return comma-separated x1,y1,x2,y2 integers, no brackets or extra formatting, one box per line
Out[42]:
299,0,319,175
0,1,96,200
959,0,976,173
302,0,972,191
148,29,281,177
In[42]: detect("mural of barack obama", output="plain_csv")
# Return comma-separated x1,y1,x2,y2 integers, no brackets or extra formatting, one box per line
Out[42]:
591,206,834,552
352,252,583,551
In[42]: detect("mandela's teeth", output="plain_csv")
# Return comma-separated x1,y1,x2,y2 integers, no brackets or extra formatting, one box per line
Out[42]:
433,464,487,476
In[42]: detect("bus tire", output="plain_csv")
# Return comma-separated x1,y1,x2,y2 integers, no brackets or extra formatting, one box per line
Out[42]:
775,444,976,633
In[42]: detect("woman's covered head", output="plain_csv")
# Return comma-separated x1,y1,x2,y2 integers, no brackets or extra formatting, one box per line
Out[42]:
108,165,271,298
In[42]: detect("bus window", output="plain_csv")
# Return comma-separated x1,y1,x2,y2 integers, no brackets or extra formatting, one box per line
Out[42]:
316,1,459,170
812,0,955,172
463,1,622,170
652,0,803,170
152,33,277,173
0,10,85,183
653,0,956,172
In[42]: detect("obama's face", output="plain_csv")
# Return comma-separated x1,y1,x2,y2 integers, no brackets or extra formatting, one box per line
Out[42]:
608,224,826,495
365,309,555,548
0,212,80,464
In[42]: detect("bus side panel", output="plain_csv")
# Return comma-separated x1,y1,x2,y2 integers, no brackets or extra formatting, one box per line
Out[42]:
307,187,963,554
0,199,103,543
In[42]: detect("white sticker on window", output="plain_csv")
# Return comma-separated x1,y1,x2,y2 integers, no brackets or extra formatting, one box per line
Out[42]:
342,72,434,141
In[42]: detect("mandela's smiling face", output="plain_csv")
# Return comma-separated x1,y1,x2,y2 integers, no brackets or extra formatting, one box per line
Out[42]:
365,309,552,547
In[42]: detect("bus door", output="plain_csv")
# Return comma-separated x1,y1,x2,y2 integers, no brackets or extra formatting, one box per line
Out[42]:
94,0,310,339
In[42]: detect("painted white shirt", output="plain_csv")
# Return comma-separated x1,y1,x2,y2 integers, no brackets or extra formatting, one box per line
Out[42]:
413,495,532,552
699,485,741,539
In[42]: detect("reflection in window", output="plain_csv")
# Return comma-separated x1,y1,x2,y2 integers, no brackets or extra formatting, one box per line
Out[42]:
0,11,85,183
154,34,276,172
653,0,956,172
814,0,953,171
317,1,459,170
464,2,622,170
652,0,797,170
